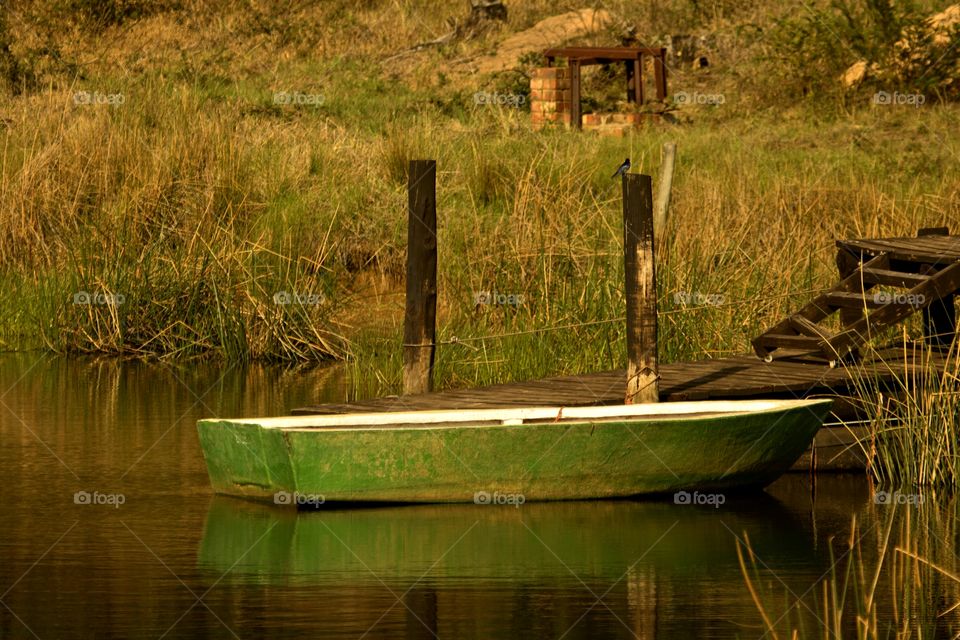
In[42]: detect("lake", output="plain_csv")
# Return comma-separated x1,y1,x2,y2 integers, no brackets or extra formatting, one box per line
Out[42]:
0,354,955,638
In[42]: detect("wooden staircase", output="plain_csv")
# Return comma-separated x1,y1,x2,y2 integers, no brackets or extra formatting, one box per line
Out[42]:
753,231,960,364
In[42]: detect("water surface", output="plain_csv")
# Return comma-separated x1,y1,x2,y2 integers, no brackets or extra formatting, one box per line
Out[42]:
0,354,955,638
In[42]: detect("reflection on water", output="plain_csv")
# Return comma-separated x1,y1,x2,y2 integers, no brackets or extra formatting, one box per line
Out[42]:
0,354,957,638
196,495,827,638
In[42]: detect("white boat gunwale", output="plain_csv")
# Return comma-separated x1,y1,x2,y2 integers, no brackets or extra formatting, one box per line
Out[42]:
198,398,834,433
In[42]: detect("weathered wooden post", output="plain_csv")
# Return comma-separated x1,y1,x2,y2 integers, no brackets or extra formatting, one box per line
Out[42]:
918,226,957,349
653,141,676,237
626,55,643,103
623,173,659,404
402,160,438,395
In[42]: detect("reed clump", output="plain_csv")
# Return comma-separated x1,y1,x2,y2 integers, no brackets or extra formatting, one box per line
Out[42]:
739,501,960,639
839,337,960,489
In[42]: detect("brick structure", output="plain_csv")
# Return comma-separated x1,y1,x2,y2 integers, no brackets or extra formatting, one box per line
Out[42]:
530,67,572,129
530,66,662,134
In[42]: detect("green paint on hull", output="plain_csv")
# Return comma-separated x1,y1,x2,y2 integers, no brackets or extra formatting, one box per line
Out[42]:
197,416,294,499
197,400,832,504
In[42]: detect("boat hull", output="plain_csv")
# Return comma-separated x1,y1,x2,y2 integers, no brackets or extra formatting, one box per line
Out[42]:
197,400,833,504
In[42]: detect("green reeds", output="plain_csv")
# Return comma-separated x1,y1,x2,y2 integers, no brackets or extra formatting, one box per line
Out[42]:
840,336,960,488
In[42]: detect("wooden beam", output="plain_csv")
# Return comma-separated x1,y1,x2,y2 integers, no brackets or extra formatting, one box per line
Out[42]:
652,50,667,101
837,238,960,264
788,314,834,339
633,57,643,103
860,267,929,288
918,226,957,349
835,246,866,330
756,334,824,351
825,291,885,309
623,173,659,404
570,60,582,130
402,160,438,395
542,46,667,59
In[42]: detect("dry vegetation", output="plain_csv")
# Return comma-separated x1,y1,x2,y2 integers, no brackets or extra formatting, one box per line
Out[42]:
0,0,957,383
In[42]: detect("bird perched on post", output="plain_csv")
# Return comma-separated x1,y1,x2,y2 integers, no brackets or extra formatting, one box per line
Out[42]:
611,158,631,178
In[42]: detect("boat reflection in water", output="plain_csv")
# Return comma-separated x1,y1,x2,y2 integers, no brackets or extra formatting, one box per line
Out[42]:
198,478,867,638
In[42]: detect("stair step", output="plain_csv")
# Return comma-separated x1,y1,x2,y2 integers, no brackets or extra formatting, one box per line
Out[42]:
788,314,834,338
756,334,824,350
825,292,885,309
860,267,929,288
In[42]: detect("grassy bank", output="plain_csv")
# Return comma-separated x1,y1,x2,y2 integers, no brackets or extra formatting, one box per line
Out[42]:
2,75,958,370
0,0,957,381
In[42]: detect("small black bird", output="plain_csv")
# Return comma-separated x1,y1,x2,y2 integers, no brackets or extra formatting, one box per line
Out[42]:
611,158,631,178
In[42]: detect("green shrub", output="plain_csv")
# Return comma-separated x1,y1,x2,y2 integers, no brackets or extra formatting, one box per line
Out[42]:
765,0,925,101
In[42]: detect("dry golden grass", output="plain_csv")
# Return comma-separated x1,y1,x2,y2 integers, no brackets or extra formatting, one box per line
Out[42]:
0,0,958,371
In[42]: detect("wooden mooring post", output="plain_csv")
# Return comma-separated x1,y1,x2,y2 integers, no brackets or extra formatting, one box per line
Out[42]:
623,173,659,404
919,226,957,349
402,160,438,395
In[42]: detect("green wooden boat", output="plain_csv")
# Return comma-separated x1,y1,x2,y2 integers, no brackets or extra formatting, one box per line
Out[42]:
196,399,833,504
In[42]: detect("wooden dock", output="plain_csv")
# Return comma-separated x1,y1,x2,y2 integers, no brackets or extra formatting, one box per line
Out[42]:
293,346,951,415
294,232,960,472
297,234,959,414
292,163,960,472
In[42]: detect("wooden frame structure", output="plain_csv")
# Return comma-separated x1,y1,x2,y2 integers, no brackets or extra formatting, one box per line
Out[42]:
543,46,668,130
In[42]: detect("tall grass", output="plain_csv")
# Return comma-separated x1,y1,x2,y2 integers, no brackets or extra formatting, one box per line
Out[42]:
739,499,960,638
344,104,959,397
839,338,960,488
0,0,959,368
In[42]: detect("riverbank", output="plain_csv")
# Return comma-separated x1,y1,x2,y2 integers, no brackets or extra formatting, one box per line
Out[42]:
1,1,958,372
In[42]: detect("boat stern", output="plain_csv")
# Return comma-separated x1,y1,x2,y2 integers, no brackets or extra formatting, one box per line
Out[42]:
196,419,295,502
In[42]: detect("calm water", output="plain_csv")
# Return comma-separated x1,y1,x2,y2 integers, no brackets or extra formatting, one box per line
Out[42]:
0,354,956,639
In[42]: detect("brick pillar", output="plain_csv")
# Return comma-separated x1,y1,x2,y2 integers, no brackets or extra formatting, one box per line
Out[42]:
530,67,573,130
